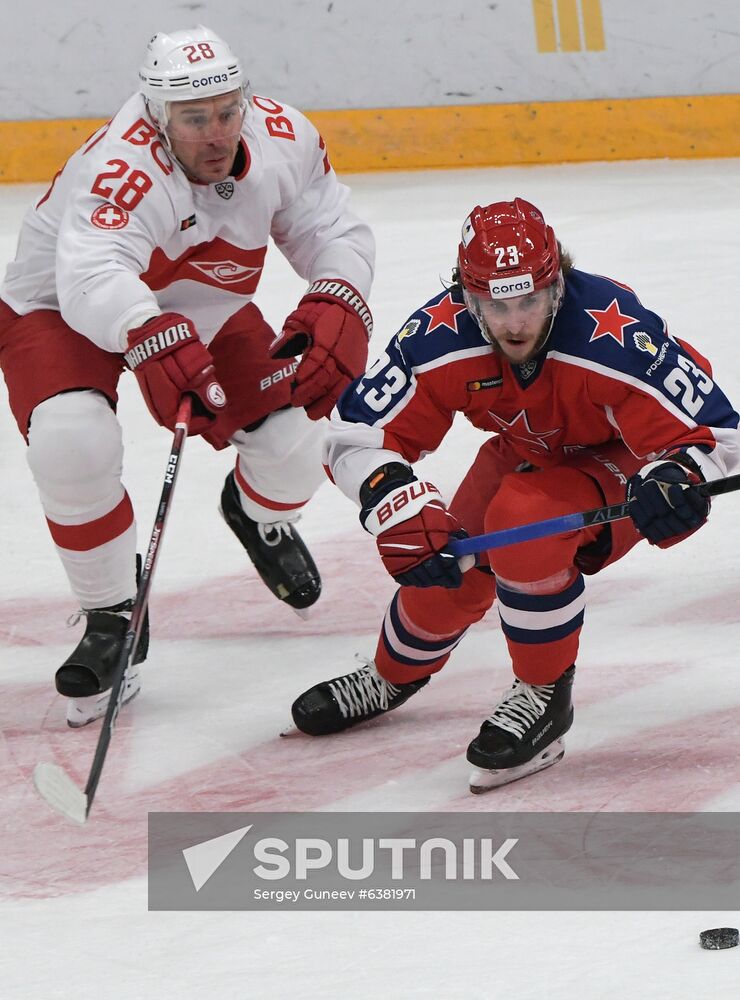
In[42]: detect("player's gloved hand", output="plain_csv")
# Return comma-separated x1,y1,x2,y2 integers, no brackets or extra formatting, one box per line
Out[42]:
626,455,710,547
269,279,372,420
125,313,227,435
360,467,466,588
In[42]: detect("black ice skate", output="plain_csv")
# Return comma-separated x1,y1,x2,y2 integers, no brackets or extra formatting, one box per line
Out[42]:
467,665,575,793
55,597,149,729
220,471,321,613
292,659,430,735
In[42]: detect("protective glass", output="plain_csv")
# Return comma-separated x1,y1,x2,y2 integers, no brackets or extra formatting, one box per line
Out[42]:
165,97,247,143
463,277,563,343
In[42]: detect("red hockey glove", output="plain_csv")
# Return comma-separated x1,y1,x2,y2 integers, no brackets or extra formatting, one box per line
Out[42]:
269,279,372,420
125,313,227,435
360,469,465,588
626,453,710,548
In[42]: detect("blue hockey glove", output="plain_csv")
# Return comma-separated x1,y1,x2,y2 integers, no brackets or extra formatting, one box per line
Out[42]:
627,456,709,546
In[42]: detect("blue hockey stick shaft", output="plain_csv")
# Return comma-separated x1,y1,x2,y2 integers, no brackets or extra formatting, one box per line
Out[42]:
448,474,740,559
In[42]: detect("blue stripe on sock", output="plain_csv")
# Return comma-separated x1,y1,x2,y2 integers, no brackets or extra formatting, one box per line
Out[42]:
381,618,428,668
496,574,585,614
380,619,460,668
388,592,466,653
500,609,585,645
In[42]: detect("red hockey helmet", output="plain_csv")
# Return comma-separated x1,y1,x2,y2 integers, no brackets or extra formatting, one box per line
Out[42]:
458,199,561,297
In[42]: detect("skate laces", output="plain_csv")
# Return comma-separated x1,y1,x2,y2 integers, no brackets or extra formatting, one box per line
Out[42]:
66,602,134,628
486,678,555,738
258,521,293,547
328,659,401,719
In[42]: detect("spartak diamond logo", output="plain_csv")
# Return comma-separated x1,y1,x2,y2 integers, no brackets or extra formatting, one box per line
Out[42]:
189,260,262,285
206,382,227,408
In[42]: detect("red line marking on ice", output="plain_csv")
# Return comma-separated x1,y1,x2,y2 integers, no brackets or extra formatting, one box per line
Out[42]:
2,656,732,899
438,708,740,813
0,536,398,645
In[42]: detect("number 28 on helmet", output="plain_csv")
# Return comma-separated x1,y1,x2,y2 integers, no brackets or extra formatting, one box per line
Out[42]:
139,25,250,139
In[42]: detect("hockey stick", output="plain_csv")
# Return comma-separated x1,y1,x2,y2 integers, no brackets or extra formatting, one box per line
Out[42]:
33,397,193,825
449,473,740,560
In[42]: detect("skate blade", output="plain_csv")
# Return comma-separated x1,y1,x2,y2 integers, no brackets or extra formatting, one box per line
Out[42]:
469,738,566,793
290,605,312,621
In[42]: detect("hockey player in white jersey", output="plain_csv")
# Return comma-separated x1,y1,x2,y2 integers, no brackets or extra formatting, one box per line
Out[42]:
0,26,375,727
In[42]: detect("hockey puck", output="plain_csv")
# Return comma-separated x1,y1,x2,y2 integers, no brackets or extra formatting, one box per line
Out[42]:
699,928,739,950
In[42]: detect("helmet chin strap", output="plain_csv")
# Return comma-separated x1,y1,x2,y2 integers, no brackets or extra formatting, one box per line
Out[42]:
534,296,562,354
144,99,178,158
534,312,556,356
537,271,566,351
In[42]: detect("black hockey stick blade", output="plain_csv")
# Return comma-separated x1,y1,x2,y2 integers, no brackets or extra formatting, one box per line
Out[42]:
33,397,192,824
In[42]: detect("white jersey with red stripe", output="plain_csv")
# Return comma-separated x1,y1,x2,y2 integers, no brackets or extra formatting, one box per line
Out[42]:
1,93,374,352
327,269,740,501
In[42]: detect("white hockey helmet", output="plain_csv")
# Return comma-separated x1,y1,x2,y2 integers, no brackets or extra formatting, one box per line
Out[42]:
139,26,249,129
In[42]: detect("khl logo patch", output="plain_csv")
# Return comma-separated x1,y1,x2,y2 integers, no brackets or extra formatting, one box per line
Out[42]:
215,181,234,200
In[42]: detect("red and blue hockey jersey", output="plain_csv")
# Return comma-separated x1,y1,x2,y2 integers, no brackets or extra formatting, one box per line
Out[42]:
326,269,740,501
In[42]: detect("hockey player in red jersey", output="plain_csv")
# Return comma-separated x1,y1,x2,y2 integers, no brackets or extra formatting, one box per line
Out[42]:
290,198,740,791
0,26,374,727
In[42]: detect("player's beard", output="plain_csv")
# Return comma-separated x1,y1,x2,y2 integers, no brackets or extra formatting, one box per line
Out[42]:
488,319,552,364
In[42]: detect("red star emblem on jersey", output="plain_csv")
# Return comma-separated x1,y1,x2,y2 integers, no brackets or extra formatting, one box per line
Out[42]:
489,408,562,453
586,298,639,347
421,294,467,335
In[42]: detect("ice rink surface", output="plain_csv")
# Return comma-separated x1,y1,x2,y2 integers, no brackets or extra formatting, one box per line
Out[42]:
1,158,739,997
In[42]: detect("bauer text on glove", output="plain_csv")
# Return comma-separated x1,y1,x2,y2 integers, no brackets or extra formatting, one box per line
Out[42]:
269,279,372,420
361,472,466,588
